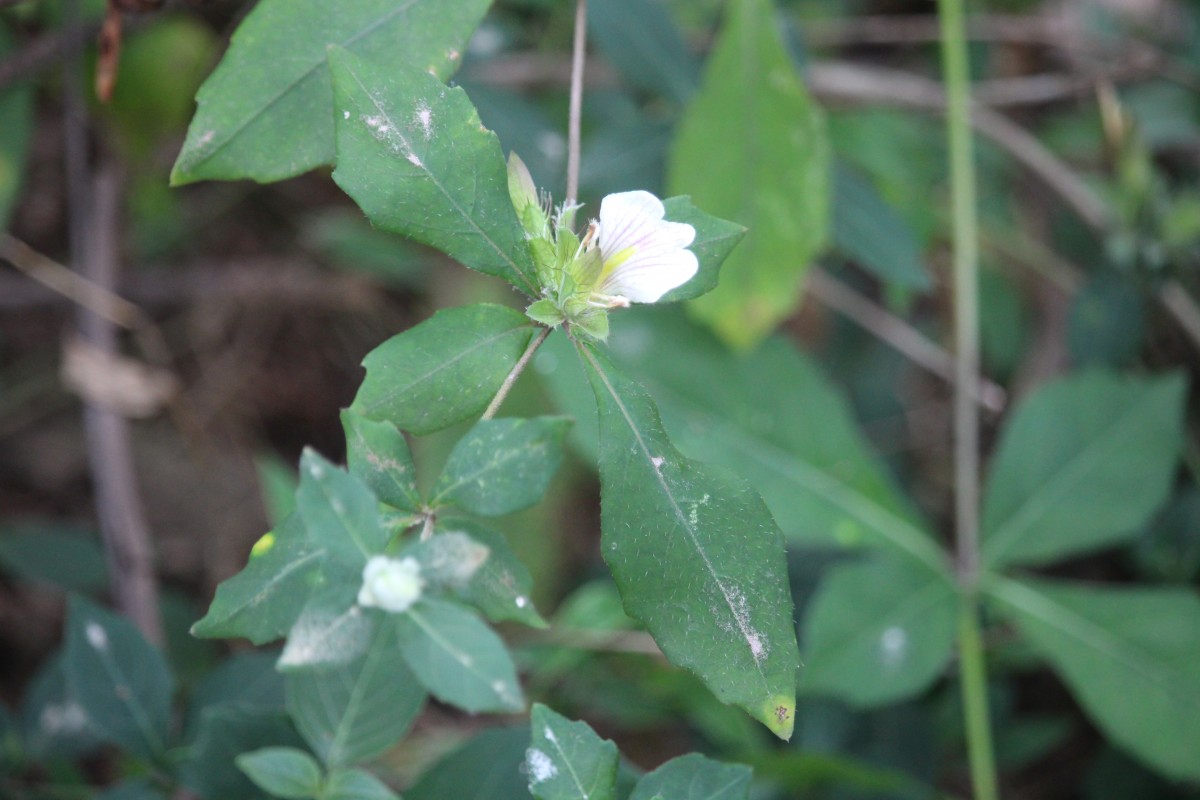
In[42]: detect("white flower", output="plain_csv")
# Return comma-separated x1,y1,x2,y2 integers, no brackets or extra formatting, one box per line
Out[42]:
592,190,698,305
357,555,423,613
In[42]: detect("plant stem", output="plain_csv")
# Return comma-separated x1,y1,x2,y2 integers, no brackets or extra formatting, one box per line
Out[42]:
566,0,587,204
482,327,551,420
939,0,997,796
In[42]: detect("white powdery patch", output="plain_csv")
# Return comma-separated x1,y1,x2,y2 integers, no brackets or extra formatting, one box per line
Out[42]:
415,102,434,140
526,748,557,784
515,595,529,609
40,702,88,735
715,587,769,666
543,725,558,745
650,455,665,470
85,622,108,651
879,625,908,667
420,532,489,588
343,110,350,120
406,153,423,167
279,606,369,669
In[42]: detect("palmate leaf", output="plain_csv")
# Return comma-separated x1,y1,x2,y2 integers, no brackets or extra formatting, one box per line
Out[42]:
171,0,491,184
329,46,537,294
577,340,798,739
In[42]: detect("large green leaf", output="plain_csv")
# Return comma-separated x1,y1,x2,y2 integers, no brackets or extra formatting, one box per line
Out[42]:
578,341,798,739
171,0,490,184
667,0,830,348
352,304,536,435
628,753,751,800
63,596,173,762
539,310,942,569
832,165,930,291
431,417,570,516
286,623,425,767
798,556,957,707
981,372,1186,569
296,449,390,566
526,704,619,800
0,23,33,228
329,46,537,294
394,598,524,713
342,411,422,513
988,576,1200,781
191,513,322,644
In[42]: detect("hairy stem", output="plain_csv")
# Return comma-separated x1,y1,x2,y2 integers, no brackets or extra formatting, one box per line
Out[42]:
482,327,551,420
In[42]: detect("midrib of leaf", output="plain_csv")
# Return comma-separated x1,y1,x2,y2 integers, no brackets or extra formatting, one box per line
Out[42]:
314,480,374,559
989,576,1200,705
984,390,1162,565
328,632,389,765
359,322,532,414
89,634,163,758
706,775,748,799
580,345,770,693
639,375,944,571
407,606,511,704
811,575,950,668
204,549,322,628
342,63,536,293
289,606,366,664
543,729,593,800
194,0,419,168
432,444,541,506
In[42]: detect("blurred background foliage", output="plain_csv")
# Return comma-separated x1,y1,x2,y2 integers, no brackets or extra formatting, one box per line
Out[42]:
1,0,1199,797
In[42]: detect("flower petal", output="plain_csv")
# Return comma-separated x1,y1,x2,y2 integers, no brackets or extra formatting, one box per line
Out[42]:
596,190,697,303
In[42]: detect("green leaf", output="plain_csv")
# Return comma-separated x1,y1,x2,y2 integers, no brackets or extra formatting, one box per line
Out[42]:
526,704,619,800
191,513,322,644
657,197,747,304
394,598,525,713
629,753,751,800
539,310,942,568
352,304,536,435
981,371,1186,569
431,417,571,516
20,654,102,759
0,522,107,592
328,46,537,294
798,556,957,707
63,596,173,762
421,519,546,627
185,652,285,738
181,708,306,800
236,747,324,800
297,449,390,565
324,768,401,800
406,726,530,800
171,0,490,184
577,341,798,739
279,585,376,671
286,623,425,768
0,22,33,228
667,0,830,348
342,410,422,513
988,576,1200,782
588,0,700,105
832,165,930,291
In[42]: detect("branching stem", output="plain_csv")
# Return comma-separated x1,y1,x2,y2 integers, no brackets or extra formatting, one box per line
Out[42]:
565,0,588,204
482,327,551,420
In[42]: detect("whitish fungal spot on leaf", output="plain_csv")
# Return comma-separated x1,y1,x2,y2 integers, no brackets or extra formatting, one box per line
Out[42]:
40,703,88,735
526,748,557,783
85,622,108,650
515,595,528,608
715,587,769,665
343,110,350,120
543,725,558,744
407,153,423,167
415,102,434,139
880,625,907,666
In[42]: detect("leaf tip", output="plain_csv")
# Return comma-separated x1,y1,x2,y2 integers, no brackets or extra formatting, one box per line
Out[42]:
756,694,796,741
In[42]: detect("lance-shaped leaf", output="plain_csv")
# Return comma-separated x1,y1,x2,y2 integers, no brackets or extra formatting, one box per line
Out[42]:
981,371,1186,569
342,410,422,513
329,46,537,294
394,598,525,713
628,753,752,800
353,304,536,435
286,623,425,767
657,197,747,304
63,596,173,762
799,555,956,707
171,0,490,184
297,449,391,566
667,0,830,348
577,341,798,739
988,576,1200,781
192,513,321,643
431,417,571,516
526,704,619,800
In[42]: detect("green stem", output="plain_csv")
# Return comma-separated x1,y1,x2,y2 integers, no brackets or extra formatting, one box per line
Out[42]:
938,0,998,796
958,595,999,800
